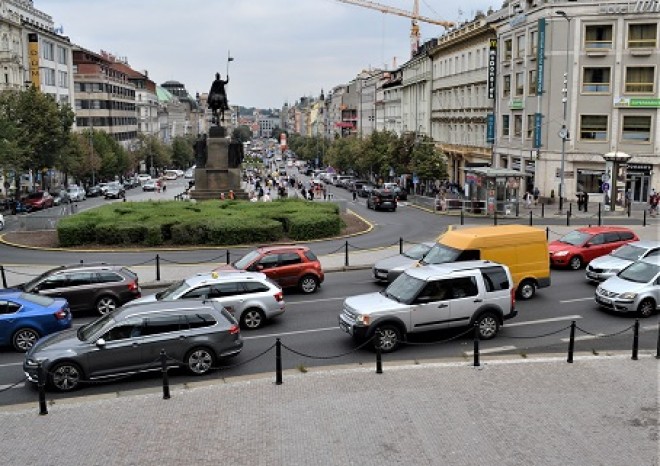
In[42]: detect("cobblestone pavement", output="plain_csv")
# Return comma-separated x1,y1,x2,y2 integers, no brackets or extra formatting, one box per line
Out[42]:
0,354,656,466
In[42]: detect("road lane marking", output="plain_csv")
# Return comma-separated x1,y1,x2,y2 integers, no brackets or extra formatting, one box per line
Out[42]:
560,335,605,342
559,297,593,303
286,297,346,305
0,382,25,391
506,316,582,327
0,362,22,368
464,346,517,356
243,326,340,340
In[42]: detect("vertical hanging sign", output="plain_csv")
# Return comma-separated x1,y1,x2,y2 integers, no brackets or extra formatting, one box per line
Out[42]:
486,113,495,144
487,39,497,100
533,113,543,148
536,19,546,95
28,33,40,88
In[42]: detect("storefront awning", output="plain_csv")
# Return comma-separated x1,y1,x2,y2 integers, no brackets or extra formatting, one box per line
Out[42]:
462,167,531,177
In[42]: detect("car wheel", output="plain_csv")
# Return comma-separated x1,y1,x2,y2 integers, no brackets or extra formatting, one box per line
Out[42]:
185,347,215,375
0,220,4,231
373,324,401,353
240,308,265,329
50,362,83,391
475,312,499,340
517,280,536,300
12,328,40,352
638,298,656,318
299,275,319,294
96,296,118,315
569,256,583,270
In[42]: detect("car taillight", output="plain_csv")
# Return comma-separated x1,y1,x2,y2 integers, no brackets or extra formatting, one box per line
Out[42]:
229,325,240,335
127,281,138,292
274,291,284,302
54,308,69,320
511,287,516,309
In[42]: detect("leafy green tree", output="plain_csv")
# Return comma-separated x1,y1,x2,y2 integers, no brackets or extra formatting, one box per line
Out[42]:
232,125,252,143
130,133,170,174
171,136,193,169
325,136,360,173
410,135,448,183
357,131,398,179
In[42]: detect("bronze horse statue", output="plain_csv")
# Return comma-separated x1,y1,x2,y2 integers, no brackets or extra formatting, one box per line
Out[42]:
208,72,229,124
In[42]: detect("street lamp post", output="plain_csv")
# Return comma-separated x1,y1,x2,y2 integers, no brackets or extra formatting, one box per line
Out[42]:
556,10,571,213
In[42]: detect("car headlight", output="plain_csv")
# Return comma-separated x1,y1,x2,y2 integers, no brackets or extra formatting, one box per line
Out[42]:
554,251,569,257
619,292,637,300
355,314,371,326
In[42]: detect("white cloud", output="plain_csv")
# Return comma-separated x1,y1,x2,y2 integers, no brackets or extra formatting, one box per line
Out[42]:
35,0,495,108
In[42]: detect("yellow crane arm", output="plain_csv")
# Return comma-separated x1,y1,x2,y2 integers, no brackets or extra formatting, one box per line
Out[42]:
336,0,454,29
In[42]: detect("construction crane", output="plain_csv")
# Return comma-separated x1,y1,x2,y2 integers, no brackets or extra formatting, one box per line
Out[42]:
336,0,454,56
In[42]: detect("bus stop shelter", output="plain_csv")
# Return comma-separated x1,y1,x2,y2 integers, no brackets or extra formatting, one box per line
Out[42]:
462,167,530,215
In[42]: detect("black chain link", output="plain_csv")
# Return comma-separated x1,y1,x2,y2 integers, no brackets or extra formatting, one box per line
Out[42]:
576,324,634,338
0,377,28,394
400,326,475,347
280,336,376,359
213,342,277,369
505,324,573,339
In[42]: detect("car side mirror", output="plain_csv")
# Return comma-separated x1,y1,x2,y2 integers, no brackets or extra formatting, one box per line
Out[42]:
584,243,591,248
96,338,106,348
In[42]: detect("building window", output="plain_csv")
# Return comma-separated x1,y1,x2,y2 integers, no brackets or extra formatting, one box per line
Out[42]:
57,46,67,64
621,115,651,142
526,114,535,139
504,38,512,60
529,30,538,56
528,70,537,95
515,72,524,96
41,41,54,60
582,67,611,93
43,68,55,86
579,115,608,141
58,70,68,87
513,114,523,137
502,114,510,137
628,23,657,48
516,34,526,59
625,67,655,93
585,25,613,49
503,75,511,97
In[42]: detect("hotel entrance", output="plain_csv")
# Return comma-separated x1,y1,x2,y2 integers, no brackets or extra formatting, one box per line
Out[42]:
626,164,652,203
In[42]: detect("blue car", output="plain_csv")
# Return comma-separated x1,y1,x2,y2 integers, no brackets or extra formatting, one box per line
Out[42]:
0,292,72,352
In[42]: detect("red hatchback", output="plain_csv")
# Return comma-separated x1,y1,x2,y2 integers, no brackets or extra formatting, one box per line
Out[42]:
548,226,639,270
22,191,54,211
216,245,324,294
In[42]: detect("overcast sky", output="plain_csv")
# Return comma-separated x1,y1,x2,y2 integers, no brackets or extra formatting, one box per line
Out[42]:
35,0,496,109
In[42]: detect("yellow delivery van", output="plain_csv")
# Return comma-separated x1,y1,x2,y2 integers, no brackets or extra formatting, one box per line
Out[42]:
421,225,550,300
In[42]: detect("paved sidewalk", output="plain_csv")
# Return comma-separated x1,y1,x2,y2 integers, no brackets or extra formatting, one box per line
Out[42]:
0,354,656,466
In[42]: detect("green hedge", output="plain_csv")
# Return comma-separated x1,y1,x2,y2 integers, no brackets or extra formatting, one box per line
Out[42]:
57,199,343,247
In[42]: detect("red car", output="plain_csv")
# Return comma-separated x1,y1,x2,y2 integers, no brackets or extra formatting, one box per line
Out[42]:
548,226,639,270
215,245,324,293
22,191,54,211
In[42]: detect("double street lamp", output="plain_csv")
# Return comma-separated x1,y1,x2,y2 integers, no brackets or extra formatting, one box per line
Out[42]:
556,10,571,213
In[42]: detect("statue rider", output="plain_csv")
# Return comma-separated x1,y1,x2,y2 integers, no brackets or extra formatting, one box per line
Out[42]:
208,72,229,124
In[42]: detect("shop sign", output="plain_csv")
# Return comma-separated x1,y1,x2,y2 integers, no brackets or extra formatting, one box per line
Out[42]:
486,113,495,143
533,112,543,148
555,168,575,178
614,97,660,108
487,39,497,100
536,19,546,95
509,99,524,110
599,1,660,15
627,163,652,174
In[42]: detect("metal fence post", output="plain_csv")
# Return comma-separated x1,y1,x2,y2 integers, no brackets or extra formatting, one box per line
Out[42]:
656,322,660,359
627,200,632,217
546,227,549,240
569,202,572,218
375,332,383,374
473,323,480,367
631,319,639,361
529,211,533,226
566,210,570,227
275,338,283,385
567,320,576,363
344,240,349,267
598,203,602,226
160,349,170,399
515,201,519,218
155,254,161,281
643,209,647,227
0,265,6,288
541,202,545,218
226,249,230,265
460,209,464,225
399,237,403,255
494,210,498,226
37,363,48,415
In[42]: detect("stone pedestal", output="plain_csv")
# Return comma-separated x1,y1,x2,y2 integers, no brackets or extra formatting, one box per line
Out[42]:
191,130,248,200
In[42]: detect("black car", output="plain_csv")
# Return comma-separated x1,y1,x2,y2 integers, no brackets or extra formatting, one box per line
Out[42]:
86,185,102,197
15,264,141,315
367,189,398,212
104,182,126,199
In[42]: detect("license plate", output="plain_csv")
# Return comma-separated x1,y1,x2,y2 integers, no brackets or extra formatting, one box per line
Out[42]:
587,272,597,278
597,296,611,305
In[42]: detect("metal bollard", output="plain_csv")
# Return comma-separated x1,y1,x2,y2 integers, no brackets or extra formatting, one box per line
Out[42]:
598,203,602,226
399,237,403,255
567,320,576,363
569,202,572,217
226,249,230,265
80,259,84,264
631,320,639,361
37,363,48,415
515,201,519,217
375,332,383,374
155,254,161,281
161,349,170,399
494,210,498,226
344,240,349,267
473,323,480,367
275,338,283,385
541,202,545,218
656,322,660,359
643,209,647,227
546,227,549,240
529,211,533,226
627,201,632,218
566,210,570,227
460,209,464,225
0,265,7,288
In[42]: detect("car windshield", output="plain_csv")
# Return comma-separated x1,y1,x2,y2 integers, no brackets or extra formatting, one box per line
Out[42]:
78,313,116,341
382,273,425,304
618,261,660,284
158,279,191,300
558,231,591,246
610,245,646,261
421,244,462,265
22,270,54,291
233,250,261,269
403,244,432,260
26,192,42,199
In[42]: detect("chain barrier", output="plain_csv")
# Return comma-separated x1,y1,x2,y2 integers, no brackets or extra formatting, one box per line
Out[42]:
280,336,376,360
325,243,347,255
346,242,373,251
576,323,634,338
1,268,41,278
158,253,226,266
505,324,573,339
212,342,277,370
125,257,156,267
0,376,28,393
400,326,475,347
43,355,165,387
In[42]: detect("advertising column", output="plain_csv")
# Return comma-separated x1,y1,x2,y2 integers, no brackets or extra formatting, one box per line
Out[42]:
28,33,40,88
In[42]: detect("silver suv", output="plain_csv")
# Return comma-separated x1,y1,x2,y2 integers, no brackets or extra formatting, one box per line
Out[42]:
130,271,285,329
24,300,243,391
339,261,517,352
595,255,660,318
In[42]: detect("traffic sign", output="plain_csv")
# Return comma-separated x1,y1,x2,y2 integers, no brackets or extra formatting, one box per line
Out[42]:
601,182,610,191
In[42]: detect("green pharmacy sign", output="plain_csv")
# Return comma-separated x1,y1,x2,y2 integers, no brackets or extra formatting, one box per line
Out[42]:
614,97,660,108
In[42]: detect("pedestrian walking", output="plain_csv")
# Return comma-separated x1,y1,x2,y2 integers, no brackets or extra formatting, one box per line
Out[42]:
650,189,658,216
301,187,307,200
577,191,584,212
352,190,357,202
533,187,539,205
228,190,235,200
323,186,327,201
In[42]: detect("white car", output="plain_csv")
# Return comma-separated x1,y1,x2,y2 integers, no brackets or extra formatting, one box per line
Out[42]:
0,213,4,231
137,174,152,183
